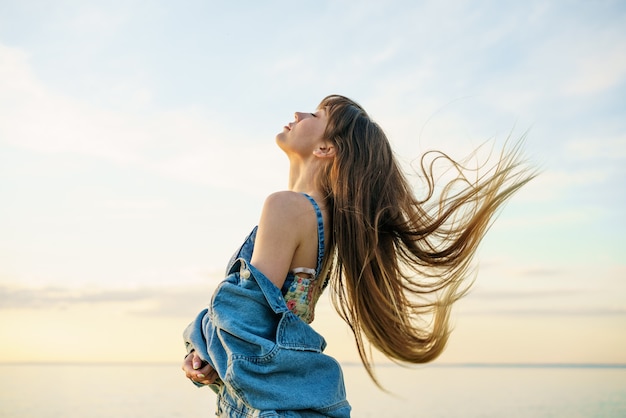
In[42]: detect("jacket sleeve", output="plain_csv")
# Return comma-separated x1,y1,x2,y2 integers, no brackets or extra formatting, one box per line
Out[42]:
182,308,220,390
181,258,284,391
183,308,209,357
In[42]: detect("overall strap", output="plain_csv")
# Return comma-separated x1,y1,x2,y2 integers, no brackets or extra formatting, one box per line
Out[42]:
301,193,325,278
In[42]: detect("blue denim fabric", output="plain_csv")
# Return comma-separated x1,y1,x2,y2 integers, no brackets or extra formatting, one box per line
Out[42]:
184,259,351,417
184,195,351,417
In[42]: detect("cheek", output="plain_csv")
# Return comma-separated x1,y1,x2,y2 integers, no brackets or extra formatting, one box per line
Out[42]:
311,124,326,141
316,121,328,139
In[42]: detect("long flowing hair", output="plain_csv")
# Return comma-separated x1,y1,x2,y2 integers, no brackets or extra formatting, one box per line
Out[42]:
316,95,537,387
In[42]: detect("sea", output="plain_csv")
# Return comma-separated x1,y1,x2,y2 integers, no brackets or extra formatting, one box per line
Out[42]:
0,363,624,417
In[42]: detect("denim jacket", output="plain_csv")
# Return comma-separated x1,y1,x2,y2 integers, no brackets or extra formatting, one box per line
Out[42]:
183,197,351,417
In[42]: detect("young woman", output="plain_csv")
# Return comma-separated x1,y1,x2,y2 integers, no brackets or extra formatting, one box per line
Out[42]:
182,95,536,417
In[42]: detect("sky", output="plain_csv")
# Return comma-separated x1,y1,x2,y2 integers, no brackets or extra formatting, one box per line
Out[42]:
0,0,625,366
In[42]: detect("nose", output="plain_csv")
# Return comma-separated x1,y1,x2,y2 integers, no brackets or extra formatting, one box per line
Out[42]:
294,112,309,122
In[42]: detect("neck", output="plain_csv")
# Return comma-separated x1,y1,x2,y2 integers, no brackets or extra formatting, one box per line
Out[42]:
286,156,325,198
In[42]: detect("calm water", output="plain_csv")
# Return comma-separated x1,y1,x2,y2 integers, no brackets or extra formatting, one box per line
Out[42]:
0,363,624,417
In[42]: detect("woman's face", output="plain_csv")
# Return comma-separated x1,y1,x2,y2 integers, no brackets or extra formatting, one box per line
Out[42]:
276,108,328,157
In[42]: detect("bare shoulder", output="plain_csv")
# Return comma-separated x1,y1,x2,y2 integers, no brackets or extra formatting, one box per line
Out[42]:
258,191,318,243
261,191,315,221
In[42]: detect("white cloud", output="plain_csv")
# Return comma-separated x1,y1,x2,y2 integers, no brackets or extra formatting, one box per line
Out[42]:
4,259,624,319
513,166,613,202
0,281,217,317
561,39,626,97
0,43,285,197
494,205,605,230
566,135,626,161
461,261,626,316
63,4,129,34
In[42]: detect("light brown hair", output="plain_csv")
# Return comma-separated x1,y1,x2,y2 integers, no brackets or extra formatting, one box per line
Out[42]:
317,95,537,387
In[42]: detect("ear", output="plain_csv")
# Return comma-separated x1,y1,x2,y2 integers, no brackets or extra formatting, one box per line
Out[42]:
312,143,336,159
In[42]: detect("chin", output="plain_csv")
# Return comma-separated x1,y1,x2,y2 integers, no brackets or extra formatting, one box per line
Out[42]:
275,134,286,149
276,129,289,141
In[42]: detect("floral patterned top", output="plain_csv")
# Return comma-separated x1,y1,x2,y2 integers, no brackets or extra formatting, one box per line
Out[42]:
283,267,327,324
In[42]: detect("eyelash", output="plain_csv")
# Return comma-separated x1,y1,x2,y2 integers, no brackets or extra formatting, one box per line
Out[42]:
310,113,316,117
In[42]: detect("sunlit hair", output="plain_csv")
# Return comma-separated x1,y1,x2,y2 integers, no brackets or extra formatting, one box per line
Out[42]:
316,94,537,388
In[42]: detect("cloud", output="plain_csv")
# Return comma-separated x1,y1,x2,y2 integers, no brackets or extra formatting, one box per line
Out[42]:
566,135,626,161
460,285,626,317
4,258,623,319
62,3,129,34
458,259,626,315
561,39,626,97
510,165,614,202
0,43,285,197
1,2,624,315
0,283,215,318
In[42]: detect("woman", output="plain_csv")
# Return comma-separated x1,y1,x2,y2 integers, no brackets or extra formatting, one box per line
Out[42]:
182,95,536,417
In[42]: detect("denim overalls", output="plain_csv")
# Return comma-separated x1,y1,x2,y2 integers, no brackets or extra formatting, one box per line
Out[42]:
184,194,351,417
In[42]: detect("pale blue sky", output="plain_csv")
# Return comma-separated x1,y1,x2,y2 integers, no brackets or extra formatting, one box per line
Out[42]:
0,0,625,363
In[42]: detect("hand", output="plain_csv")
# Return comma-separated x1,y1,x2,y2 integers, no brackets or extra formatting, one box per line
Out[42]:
182,351,218,385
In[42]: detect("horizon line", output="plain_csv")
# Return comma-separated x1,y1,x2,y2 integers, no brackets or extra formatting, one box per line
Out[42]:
1,361,625,369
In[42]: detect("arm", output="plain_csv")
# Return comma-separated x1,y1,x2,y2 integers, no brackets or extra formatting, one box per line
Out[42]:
250,191,309,289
